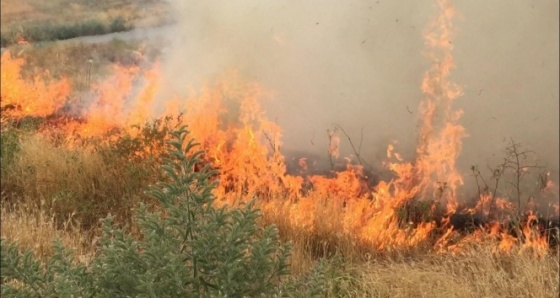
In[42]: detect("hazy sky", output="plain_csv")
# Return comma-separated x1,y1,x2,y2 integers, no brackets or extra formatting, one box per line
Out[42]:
155,0,559,192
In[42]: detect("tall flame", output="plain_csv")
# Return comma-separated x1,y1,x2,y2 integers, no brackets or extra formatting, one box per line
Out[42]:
414,0,465,214
1,52,71,119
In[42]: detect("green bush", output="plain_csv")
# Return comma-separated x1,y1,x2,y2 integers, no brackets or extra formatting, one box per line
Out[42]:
109,17,127,33
0,17,132,47
0,127,20,174
1,126,291,297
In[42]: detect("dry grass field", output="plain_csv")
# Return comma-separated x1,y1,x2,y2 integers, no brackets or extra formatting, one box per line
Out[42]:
1,0,169,46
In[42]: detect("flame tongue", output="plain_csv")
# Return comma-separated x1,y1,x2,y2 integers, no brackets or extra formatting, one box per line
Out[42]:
1,52,71,119
414,0,465,214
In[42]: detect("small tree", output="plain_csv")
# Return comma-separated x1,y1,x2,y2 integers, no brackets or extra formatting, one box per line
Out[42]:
1,126,291,297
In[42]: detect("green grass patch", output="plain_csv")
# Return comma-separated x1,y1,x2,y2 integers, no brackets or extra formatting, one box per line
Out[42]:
1,17,131,47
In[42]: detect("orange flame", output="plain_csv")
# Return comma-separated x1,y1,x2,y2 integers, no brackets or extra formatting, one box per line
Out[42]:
1,52,71,118
414,0,465,214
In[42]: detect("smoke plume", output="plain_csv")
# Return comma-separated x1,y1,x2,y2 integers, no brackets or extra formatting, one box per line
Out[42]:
151,0,558,201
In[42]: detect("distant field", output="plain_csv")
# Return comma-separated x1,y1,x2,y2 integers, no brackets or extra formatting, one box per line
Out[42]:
0,0,169,46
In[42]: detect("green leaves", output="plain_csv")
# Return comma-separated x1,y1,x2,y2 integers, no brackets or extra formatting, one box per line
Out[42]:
1,238,96,297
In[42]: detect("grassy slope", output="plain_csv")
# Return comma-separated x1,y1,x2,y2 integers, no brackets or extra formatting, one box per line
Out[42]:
0,0,169,46
8,39,162,91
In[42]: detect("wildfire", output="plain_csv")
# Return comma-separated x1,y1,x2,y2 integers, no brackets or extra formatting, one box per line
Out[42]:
1,0,557,255
1,52,71,119
414,0,465,214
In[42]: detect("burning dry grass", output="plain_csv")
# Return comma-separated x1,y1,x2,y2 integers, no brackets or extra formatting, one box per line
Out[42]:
4,39,160,92
1,46,557,254
2,199,557,297
278,226,559,297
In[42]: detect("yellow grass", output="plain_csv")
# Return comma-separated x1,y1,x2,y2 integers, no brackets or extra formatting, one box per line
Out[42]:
258,198,559,297
3,198,557,297
2,132,153,228
1,203,94,265
342,249,559,298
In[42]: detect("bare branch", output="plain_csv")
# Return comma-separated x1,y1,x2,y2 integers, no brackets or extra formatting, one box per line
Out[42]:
331,123,371,168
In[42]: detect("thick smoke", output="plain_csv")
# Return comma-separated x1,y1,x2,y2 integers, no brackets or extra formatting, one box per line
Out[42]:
153,0,558,201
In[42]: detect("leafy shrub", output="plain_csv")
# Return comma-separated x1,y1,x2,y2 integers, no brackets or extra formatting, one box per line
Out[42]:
0,126,20,174
94,116,180,164
109,17,127,33
0,17,132,47
1,126,291,297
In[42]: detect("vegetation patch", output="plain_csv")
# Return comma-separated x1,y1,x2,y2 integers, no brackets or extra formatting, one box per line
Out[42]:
1,127,291,297
1,0,170,47
1,17,130,47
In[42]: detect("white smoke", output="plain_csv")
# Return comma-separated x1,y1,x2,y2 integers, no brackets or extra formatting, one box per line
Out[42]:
150,0,558,200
